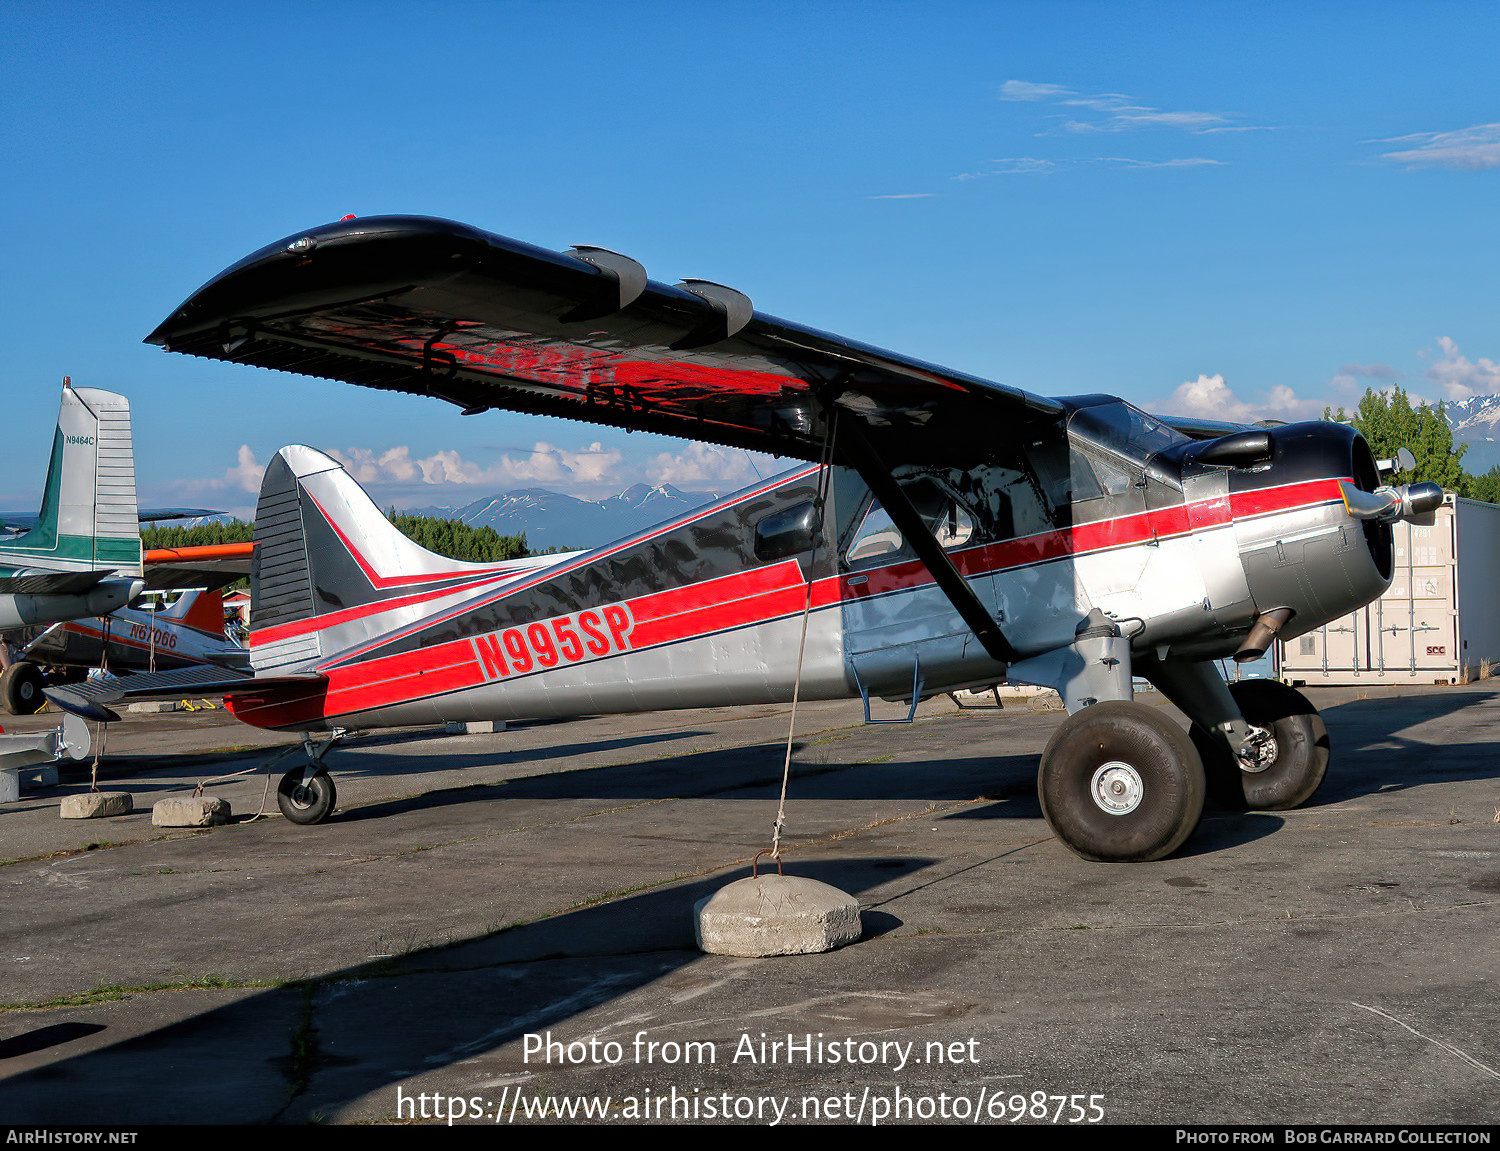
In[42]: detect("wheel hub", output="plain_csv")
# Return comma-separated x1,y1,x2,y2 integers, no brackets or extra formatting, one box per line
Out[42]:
1090,761,1144,815
1236,725,1278,774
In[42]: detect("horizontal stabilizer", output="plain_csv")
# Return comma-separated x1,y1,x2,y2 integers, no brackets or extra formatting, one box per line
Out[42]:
141,566,245,593
44,665,327,721
0,570,109,595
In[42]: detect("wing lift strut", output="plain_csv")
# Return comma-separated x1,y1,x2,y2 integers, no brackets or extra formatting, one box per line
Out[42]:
828,414,1026,720
831,413,1020,668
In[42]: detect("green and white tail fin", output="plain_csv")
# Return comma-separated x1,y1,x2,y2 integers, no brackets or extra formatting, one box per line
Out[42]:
0,383,142,576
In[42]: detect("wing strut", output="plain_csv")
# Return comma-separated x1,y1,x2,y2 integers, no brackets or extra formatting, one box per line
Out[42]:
834,418,1019,666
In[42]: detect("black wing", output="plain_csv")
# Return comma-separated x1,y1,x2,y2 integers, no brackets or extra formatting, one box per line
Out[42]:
146,215,1063,464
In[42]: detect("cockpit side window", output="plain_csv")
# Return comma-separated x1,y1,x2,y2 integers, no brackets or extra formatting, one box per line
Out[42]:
842,476,976,570
1065,402,1188,524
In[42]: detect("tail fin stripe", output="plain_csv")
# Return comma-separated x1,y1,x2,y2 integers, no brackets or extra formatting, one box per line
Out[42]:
303,490,516,591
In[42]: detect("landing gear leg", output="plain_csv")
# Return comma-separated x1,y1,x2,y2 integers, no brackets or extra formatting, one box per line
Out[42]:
1012,611,1207,862
275,735,342,825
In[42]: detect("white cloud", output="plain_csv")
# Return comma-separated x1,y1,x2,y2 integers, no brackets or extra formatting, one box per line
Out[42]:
1098,156,1224,169
167,444,263,496
1162,374,1326,423
953,157,1055,178
1379,123,1500,171
953,156,1221,179
224,445,262,493
1424,337,1500,400
1061,110,1232,134
999,80,1074,102
1001,79,1260,135
150,444,265,521
645,443,778,490
327,441,627,491
1164,374,1261,422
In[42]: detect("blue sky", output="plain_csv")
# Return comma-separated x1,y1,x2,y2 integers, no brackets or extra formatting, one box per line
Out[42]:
3,1,1496,518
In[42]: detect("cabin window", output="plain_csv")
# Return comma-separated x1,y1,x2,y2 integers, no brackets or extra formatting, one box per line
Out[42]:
754,500,821,561
842,477,976,569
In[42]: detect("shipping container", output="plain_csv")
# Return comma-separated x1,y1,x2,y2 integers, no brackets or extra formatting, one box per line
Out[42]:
1279,493,1500,686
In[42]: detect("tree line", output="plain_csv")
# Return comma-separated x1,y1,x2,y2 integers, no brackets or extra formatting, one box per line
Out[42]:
141,515,530,561
1325,387,1500,505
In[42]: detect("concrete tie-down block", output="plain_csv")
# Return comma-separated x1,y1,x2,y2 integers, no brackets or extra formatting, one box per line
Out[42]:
60,792,133,819
152,796,231,827
694,874,862,957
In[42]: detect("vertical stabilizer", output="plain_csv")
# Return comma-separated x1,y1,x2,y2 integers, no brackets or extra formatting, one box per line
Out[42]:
161,588,228,637
0,385,142,576
250,446,564,673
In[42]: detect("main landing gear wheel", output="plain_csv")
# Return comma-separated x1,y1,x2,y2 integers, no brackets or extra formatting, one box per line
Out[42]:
277,768,337,825
1038,701,1206,863
1,662,46,715
1190,680,1329,811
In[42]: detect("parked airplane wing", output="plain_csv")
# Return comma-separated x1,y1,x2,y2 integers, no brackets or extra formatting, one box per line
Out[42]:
137,507,225,522
0,508,224,533
145,215,1064,464
142,542,253,592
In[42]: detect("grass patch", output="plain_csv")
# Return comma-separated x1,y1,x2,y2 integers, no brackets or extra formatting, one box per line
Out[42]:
2,975,281,1013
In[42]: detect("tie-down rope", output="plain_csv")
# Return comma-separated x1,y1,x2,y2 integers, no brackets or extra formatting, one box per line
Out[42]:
770,411,839,862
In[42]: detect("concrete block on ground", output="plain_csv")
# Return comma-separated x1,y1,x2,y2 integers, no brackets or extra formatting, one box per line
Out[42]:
152,796,230,827
443,720,505,734
695,874,862,957
23,765,58,788
0,770,18,804
60,791,133,819
127,701,178,715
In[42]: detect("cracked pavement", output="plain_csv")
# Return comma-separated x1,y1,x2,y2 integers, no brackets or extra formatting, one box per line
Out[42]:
0,685,1496,1124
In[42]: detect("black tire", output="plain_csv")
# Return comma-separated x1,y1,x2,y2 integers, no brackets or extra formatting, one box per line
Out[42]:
1038,701,1206,862
1,662,47,715
1190,680,1328,811
277,768,337,825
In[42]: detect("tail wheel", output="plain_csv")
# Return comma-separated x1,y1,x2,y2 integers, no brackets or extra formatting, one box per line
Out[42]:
1190,680,1328,811
1,662,47,715
277,768,337,825
1038,701,1206,862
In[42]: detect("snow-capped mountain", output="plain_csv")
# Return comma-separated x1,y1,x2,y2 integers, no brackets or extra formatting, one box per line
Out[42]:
406,483,725,552
1443,394,1500,473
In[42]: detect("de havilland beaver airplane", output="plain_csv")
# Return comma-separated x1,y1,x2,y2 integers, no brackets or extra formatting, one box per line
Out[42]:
21,586,249,681
48,216,1442,862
